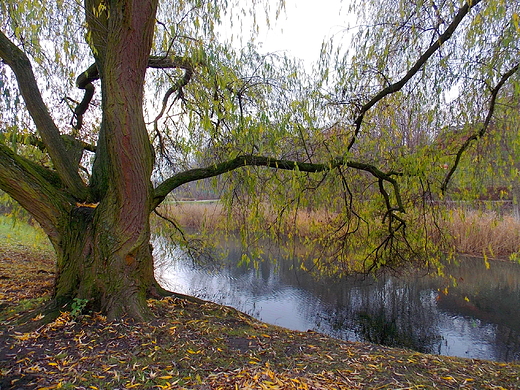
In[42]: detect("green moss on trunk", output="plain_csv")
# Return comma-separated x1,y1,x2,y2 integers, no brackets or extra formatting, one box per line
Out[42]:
52,205,164,321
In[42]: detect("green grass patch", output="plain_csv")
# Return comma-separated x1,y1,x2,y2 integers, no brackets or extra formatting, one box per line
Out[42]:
0,215,51,253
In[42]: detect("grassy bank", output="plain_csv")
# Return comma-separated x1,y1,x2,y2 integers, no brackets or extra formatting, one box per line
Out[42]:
2,217,520,388
0,216,52,253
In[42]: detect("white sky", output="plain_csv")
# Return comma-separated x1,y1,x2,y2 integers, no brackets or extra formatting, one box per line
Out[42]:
222,0,353,66
257,0,351,62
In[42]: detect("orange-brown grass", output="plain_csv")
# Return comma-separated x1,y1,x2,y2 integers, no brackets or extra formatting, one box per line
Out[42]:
156,201,225,231
156,201,520,260
442,209,520,259
262,207,339,238
156,201,339,238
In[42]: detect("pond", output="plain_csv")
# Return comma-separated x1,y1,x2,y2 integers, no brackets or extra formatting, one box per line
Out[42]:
154,238,520,362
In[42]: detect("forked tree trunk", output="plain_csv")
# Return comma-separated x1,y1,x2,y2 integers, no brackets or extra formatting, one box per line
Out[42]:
1,0,170,321
54,0,162,319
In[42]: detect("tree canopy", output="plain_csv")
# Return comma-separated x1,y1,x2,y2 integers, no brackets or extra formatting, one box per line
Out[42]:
0,0,519,319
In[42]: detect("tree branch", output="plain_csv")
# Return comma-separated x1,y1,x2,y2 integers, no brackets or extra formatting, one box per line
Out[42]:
72,55,198,130
72,63,98,130
0,30,88,200
152,154,403,211
346,0,482,151
153,66,193,126
148,55,200,70
0,143,73,242
441,62,520,194
2,131,96,155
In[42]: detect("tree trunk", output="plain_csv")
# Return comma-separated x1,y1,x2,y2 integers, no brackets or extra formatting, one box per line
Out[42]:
52,205,165,320
1,0,167,321
57,0,161,320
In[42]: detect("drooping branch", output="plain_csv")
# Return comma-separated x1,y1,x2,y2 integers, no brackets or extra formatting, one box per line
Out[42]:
346,0,482,151
152,154,403,211
441,62,520,194
153,66,193,127
0,30,88,200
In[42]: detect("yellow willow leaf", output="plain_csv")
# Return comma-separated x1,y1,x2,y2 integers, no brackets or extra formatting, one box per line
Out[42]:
441,376,454,380
513,13,520,31
158,375,173,380
13,332,30,341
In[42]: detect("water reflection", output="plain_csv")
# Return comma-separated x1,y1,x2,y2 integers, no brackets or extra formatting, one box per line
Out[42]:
154,238,520,362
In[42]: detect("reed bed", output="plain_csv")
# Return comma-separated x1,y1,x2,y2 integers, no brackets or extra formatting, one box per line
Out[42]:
156,201,520,260
156,201,341,238
442,209,520,259
155,201,225,231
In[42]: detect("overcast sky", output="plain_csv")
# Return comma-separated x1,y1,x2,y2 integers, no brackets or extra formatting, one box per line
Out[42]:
257,0,351,63
220,0,352,66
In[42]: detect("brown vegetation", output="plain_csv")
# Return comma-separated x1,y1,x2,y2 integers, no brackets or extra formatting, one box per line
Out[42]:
442,209,520,259
158,201,520,261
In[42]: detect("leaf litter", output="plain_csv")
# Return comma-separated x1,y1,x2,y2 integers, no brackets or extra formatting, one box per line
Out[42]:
1,244,520,389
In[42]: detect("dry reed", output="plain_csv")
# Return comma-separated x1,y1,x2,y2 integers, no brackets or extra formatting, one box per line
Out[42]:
442,209,520,259
157,201,520,260
156,201,225,231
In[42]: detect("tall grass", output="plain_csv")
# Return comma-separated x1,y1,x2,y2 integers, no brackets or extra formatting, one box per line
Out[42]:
155,201,225,231
156,201,342,237
156,201,520,261
442,209,520,259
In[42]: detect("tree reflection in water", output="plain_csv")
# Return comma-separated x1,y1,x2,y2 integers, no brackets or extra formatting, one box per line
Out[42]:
154,237,520,362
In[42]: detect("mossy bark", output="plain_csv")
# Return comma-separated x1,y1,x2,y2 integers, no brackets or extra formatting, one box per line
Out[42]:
42,0,164,320
51,205,168,320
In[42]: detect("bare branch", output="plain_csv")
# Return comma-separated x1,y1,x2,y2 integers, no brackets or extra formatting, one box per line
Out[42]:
148,55,201,70
72,63,98,130
346,0,482,151
441,62,520,194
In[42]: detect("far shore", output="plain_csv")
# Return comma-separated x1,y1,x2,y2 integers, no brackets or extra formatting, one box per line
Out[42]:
156,200,520,261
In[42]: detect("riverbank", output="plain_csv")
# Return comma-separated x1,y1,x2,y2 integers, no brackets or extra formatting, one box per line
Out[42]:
1,223,520,388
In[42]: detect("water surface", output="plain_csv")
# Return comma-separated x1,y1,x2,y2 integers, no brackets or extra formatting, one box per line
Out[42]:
154,239,520,362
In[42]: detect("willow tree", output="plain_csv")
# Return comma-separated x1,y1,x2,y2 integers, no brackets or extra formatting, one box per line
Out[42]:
0,0,518,320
